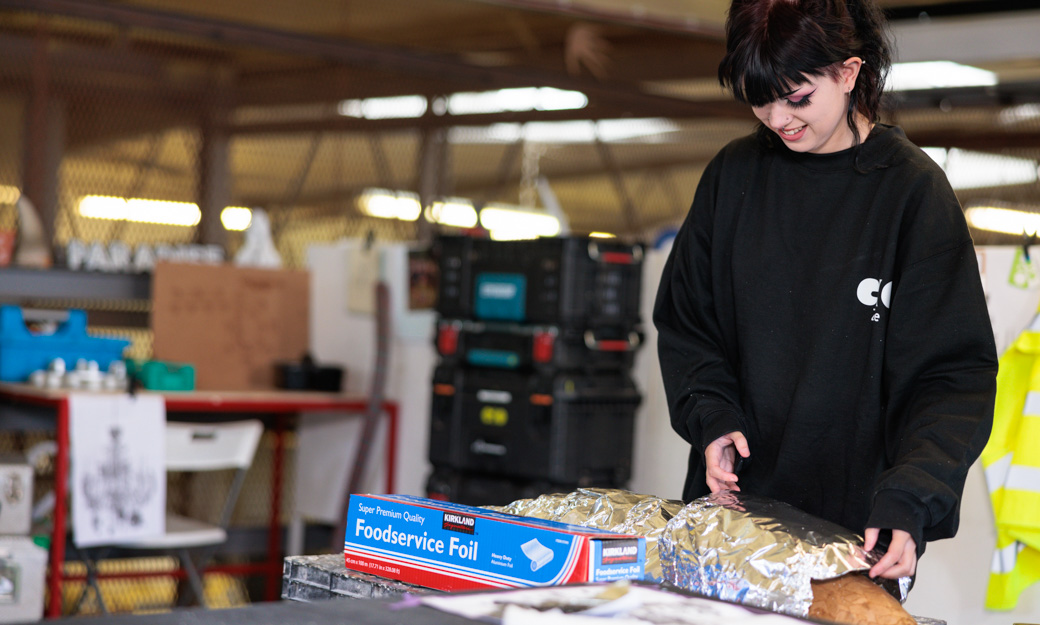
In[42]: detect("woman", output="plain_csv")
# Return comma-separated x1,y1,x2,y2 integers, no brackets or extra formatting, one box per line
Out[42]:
653,0,997,582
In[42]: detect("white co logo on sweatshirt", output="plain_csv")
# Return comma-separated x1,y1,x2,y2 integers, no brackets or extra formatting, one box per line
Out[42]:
857,278,891,322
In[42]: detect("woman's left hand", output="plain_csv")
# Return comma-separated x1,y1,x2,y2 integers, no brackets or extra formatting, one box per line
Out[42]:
863,528,917,579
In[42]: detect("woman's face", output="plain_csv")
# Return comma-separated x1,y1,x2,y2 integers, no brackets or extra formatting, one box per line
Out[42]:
750,61,861,154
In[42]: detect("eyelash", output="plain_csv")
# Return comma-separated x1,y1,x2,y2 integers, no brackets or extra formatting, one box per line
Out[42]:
782,89,815,108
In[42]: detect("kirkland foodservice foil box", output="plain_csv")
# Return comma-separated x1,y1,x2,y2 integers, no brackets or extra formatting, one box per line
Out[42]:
343,494,645,591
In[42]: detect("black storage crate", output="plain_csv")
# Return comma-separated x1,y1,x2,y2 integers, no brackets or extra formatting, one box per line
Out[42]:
427,364,640,485
424,467,568,508
435,318,642,373
434,235,644,327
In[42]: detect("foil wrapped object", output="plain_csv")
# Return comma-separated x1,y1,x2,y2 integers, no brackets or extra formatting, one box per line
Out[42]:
660,490,910,618
489,487,684,582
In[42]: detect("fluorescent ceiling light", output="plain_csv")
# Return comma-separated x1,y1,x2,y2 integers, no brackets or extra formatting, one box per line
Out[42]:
887,61,997,91
0,185,20,204
922,147,1038,190
220,206,253,231
453,118,679,144
78,195,201,227
78,195,251,230
338,87,587,121
358,187,561,239
357,189,421,221
338,95,428,120
964,205,1040,236
480,205,560,241
427,199,478,229
589,232,616,239
447,87,587,115
999,104,1040,126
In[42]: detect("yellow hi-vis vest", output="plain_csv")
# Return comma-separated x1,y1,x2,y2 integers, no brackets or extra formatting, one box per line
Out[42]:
982,321,1040,610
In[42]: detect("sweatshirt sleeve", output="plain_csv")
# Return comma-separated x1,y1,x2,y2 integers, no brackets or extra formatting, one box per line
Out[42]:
652,153,747,455
866,168,998,551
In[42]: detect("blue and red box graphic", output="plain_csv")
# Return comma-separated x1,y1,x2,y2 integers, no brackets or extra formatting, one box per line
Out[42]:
343,494,645,592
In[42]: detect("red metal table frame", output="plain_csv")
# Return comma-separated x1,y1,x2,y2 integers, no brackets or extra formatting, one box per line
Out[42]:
0,383,398,618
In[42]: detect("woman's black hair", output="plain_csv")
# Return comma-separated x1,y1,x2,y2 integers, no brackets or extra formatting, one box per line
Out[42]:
718,0,892,145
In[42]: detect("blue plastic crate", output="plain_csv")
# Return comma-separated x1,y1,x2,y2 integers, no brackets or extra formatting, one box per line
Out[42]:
0,306,131,382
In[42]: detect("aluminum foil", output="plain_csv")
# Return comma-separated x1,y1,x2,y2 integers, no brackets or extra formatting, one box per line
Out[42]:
659,490,910,618
488,487,684,582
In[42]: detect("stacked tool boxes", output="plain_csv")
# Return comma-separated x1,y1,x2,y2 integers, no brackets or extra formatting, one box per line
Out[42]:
425,235,645,506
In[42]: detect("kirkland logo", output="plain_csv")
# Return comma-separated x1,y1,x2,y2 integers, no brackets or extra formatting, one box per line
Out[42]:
600,539,639,565
442,512,476,535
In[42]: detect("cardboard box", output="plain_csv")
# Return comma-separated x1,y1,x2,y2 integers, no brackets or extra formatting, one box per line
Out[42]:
151,262,309,391
342,494,645,592
0,458,32,535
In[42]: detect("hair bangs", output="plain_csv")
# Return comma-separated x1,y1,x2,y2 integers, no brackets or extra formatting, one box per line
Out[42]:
726,53,819,108
719,0,843,108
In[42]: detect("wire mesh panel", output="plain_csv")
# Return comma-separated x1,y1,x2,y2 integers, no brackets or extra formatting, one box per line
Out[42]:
0,10,433,271
0,5,749,269
0,2,1036,266
60,557,250,616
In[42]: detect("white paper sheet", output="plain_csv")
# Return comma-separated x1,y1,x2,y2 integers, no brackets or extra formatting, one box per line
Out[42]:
69,394,166,547
422,584,813,625
347,246,379,314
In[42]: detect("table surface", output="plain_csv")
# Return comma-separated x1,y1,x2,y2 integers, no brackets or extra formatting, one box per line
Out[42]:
49,596,476,625
0,381,376,409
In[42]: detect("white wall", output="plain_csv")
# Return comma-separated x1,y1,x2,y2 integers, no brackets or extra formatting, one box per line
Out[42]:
628,246,687,500
298,240,436,527
305,239,1040,623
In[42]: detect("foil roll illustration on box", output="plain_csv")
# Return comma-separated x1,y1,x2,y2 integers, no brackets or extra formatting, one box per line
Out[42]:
659,490,911,618
520,539,554,571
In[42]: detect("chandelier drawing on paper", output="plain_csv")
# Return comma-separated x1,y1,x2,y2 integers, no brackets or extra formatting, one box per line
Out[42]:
81,426,159,535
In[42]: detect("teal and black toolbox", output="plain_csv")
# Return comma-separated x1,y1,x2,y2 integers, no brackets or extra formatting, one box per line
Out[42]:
434,235,644,327
424,466,566,507
434,318,642,373
427,364,640,486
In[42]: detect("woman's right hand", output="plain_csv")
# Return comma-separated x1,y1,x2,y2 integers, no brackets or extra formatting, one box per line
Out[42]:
705,431,751,493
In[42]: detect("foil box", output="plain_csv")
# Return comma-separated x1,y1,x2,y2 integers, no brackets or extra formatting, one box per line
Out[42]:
342,493,645,592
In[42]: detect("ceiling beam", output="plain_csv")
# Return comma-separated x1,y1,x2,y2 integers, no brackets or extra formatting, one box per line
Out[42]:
903,128,1040,150
885,1,1040,21
228,97,747,136
2,0,727,121
464,0,726,38
0,30,205,97
238,150,712,208
888,8,1040,64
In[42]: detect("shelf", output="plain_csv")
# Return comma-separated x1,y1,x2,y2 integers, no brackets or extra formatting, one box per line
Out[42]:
0,267,152,327
0,267,151,301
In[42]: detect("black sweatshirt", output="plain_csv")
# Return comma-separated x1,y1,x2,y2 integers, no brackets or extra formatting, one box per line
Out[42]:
653,124,998,553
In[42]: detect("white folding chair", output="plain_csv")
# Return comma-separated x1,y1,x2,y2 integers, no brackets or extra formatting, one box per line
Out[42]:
74,419,263,613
